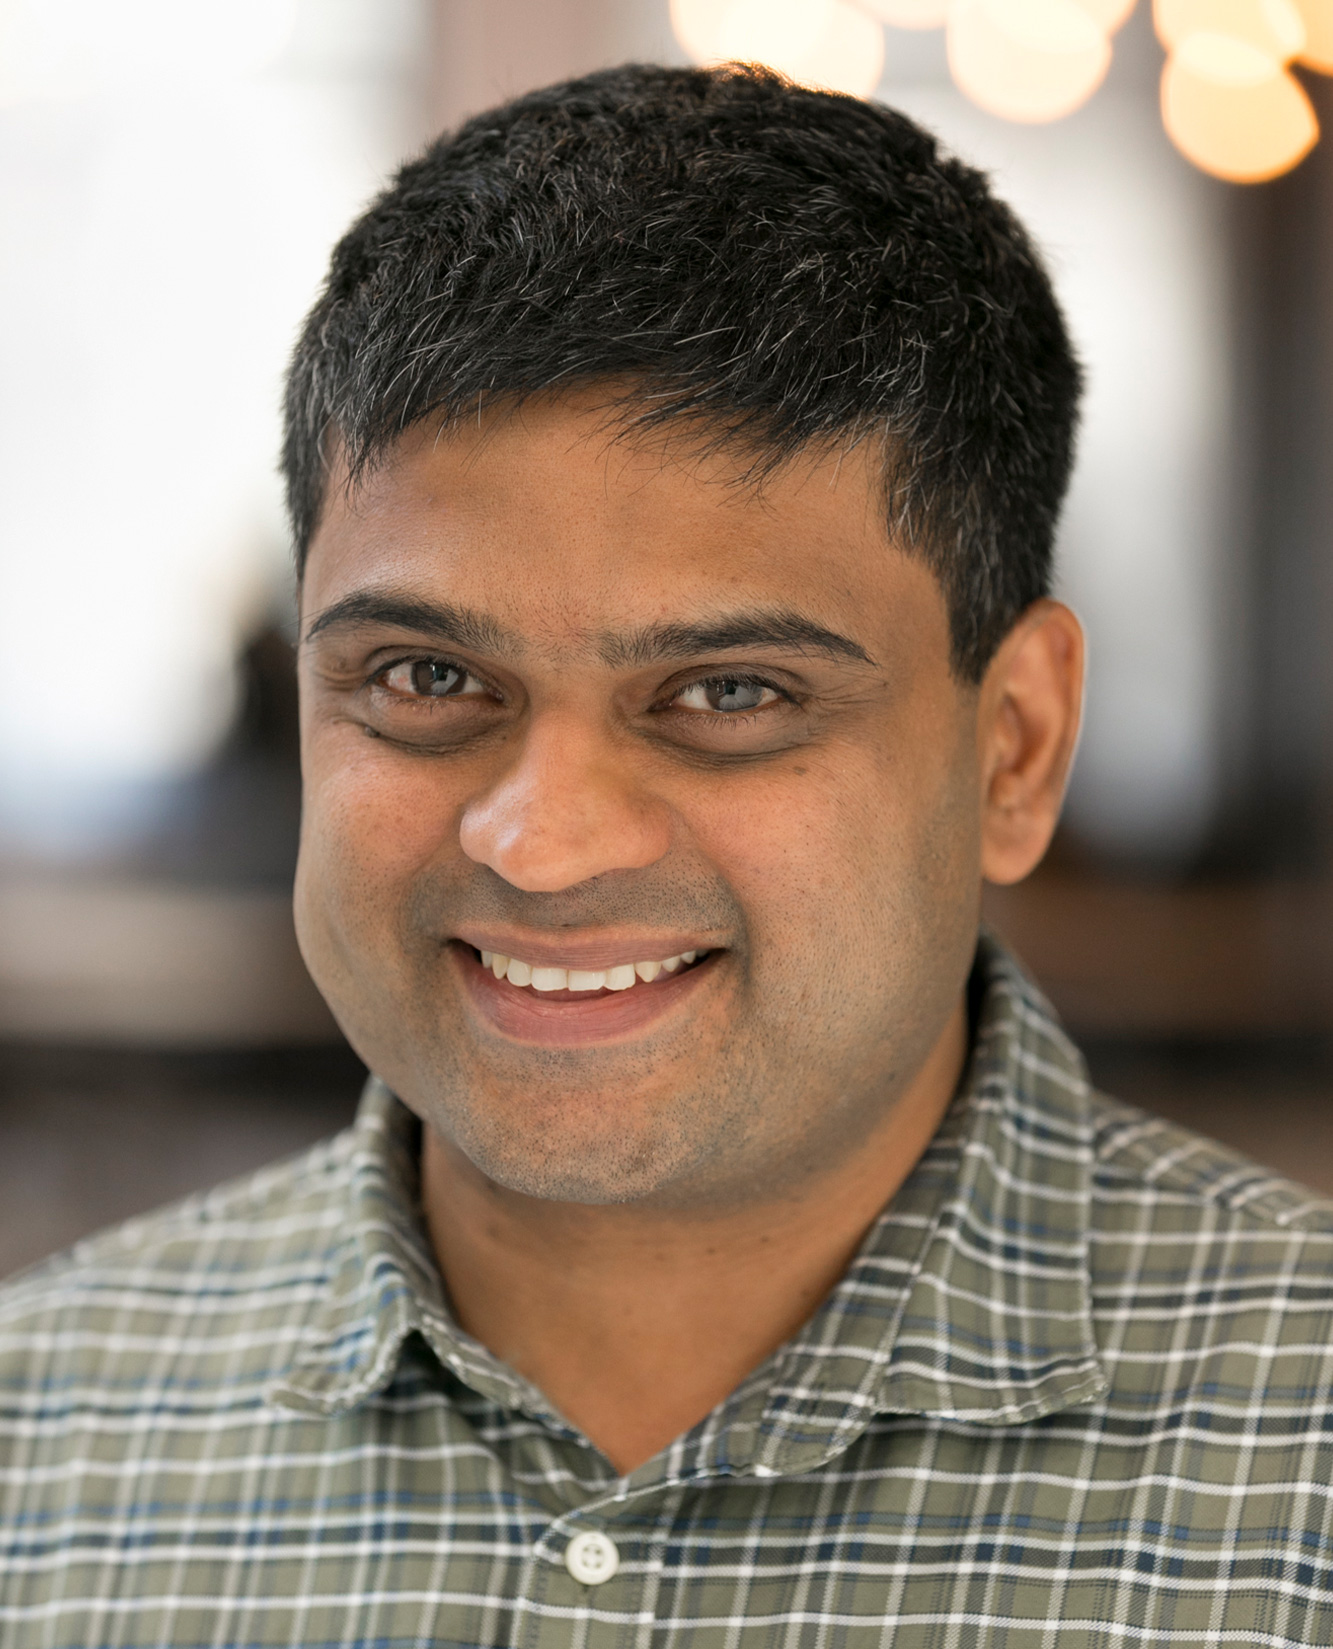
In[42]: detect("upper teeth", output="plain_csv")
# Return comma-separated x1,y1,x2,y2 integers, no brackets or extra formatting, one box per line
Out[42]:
479,950,702,992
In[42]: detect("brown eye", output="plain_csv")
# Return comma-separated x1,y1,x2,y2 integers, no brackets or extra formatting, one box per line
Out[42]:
381,660,489,698
674,677,780,714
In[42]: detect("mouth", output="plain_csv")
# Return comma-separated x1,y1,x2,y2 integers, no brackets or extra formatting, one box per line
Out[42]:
452,939,719,1046
476,945,707,994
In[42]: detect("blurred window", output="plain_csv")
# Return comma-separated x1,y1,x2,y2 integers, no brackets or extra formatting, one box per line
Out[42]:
0,0,428,852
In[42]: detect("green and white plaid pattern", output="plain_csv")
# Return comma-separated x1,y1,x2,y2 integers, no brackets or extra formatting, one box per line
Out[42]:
4,936,1333,1647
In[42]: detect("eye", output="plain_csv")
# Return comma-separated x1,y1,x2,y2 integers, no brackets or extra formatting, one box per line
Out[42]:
379,659,491,699
672,676,782,715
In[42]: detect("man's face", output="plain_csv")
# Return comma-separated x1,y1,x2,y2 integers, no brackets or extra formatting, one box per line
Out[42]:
296,401,984,1209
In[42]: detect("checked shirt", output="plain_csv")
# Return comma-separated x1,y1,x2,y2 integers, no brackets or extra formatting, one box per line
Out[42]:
3,937,1333,1646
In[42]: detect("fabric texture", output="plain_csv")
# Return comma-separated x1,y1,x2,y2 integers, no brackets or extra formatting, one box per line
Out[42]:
3,937,1333,1647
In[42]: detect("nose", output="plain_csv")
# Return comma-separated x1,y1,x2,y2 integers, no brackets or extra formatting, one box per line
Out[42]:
458,715,672,892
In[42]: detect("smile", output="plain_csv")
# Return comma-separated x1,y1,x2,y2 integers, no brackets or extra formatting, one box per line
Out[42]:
477,948,705,993
456,940,720,1046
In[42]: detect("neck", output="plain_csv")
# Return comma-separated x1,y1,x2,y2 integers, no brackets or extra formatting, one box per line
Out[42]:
421,999,968,1474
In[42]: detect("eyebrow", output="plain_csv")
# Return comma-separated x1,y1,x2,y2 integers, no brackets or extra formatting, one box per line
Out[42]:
600,611,876,668
302,593,517,655
303,591,875,669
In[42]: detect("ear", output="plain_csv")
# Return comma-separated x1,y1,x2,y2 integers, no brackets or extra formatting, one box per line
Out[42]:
977,600,1085,886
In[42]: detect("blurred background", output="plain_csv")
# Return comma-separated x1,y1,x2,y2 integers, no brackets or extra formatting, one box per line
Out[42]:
2,0,1331,1277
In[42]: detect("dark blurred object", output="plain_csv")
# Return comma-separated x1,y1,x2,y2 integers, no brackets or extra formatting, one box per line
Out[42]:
0,1042,365,1279
1215,71,1333,876
0,620,334,1046
984,861,1333,1036
122,620,304,888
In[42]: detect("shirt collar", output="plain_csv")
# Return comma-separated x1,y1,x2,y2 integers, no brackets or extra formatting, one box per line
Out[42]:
270,1077,562,1423
271,934,1109,1472
723,933,1110,1478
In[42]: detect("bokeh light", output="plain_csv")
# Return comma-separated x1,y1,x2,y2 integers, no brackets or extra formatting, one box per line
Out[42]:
1292,0,1333,68
1154,0,1305,57
1069,0,1139,32
858,0,951,31
671,0,884,93
669,0,832,64
1162,30,1318,177
948,0,1112,120
668,0,728,63
796,1,887,92
667,0,1333,178
716,0,834,64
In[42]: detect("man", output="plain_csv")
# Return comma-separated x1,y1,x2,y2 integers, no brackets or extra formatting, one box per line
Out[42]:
3,62,1332,1647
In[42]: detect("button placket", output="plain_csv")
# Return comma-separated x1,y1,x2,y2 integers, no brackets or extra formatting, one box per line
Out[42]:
515,1480,696,1649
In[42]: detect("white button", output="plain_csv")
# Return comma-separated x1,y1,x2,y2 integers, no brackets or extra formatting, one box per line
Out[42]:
565,1530,620,1585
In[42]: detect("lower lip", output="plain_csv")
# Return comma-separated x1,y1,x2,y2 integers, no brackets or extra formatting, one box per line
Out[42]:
454,943,719,1046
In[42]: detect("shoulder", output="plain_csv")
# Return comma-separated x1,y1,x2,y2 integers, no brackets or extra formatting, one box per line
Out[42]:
0,1127,357,1411
1089,1088,1333,1236
1085,1090,1333,1382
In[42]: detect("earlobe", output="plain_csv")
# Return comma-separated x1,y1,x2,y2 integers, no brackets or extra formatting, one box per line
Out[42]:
978,601,1084,887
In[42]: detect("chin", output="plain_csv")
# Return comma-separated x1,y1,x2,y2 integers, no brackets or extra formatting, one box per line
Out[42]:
458,1129,687,1205
424,1081,739,1208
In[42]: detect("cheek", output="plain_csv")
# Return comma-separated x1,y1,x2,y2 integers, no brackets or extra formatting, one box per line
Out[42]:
676,728,977,961
297,726,467,927
672,748,895,934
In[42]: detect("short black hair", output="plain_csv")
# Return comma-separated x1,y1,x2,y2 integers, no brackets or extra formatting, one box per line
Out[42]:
283,62,1081,679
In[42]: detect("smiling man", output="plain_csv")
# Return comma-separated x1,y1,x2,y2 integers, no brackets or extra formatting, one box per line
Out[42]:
5,62,1333,1649
294,408,1030,1470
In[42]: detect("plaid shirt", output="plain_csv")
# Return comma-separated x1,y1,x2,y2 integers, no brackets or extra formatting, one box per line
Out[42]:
4,937,1333,1648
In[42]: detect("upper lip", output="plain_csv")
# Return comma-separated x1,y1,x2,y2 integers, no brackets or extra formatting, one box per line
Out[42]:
453,927,723,972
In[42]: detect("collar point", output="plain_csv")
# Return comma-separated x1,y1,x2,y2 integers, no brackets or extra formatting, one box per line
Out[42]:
878,1358,1110,1429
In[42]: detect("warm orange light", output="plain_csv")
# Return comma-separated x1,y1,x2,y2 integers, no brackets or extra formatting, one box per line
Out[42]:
858,0,951,30
948,0,1112,119
672,0,1328,178
1290,0,1333,68
1068,0,1139,33
716,0,835,63
794,1,887,92
1162,31,1319,176
668,0,718,63
1154,0,1305,56
670,0,833,65
670,0,883,95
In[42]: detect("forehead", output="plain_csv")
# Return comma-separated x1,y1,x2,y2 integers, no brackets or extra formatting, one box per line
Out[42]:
301,400,937,651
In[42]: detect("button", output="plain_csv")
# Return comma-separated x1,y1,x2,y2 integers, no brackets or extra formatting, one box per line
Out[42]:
565,1530,620,1585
